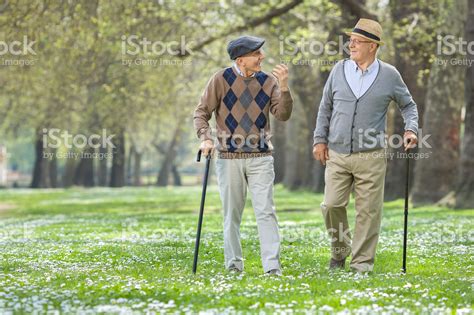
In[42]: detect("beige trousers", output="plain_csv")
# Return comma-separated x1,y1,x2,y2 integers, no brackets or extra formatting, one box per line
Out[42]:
215,155,281,272
321,148,387,272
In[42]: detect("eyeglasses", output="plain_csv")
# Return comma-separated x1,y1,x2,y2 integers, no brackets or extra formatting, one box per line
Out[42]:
349,38,372,45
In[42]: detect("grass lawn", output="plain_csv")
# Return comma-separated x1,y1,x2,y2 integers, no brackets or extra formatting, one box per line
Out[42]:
0,185,472,314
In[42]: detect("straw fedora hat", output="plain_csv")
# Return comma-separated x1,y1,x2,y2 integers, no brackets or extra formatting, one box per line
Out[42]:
345,18,384,46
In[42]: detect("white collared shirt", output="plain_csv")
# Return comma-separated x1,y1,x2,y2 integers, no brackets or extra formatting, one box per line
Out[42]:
233,62,256,78
344,58,380,99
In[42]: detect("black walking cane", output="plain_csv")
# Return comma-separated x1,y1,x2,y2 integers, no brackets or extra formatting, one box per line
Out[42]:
402,141,411,274
193,149,211,274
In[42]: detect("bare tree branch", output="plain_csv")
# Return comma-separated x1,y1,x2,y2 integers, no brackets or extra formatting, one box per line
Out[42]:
181,0,304,57
339,0,378,20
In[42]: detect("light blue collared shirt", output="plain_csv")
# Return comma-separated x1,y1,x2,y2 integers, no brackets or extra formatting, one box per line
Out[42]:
233,63,255,77
344,58,380,99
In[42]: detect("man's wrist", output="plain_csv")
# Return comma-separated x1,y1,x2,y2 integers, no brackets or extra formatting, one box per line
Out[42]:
313,137,328,146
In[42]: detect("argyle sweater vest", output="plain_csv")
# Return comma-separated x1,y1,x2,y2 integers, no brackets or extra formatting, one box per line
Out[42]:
193,66,293,158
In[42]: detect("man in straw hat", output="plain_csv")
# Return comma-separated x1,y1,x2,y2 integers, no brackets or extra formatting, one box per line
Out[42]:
194,35,293,276
312,19,419,273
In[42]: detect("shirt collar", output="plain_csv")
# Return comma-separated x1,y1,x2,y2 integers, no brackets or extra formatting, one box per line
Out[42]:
350,58,379,74
233,62,256,78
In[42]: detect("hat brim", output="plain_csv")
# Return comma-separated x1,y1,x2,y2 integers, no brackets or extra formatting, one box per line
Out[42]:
345,31,384,46
234,41,265,59
249,40,265,54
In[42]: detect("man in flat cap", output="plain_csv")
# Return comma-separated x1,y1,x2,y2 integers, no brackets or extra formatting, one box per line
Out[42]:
313,19,419,273
194,35,293,276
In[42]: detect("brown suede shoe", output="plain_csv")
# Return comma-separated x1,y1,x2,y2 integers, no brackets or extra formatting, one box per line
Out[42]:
329,258,346,270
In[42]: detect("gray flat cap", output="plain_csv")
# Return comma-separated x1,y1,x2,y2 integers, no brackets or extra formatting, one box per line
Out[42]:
227,35,265,60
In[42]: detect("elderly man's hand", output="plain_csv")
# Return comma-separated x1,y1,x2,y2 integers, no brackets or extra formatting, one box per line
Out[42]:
199,139,214,157
272,64,289,91
403,131,417,151
313,143,329,165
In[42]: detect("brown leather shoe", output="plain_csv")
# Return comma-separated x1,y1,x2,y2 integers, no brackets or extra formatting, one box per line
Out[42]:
329,258,346,270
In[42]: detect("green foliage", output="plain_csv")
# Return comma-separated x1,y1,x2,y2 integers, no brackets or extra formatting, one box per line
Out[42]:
0,0,469,190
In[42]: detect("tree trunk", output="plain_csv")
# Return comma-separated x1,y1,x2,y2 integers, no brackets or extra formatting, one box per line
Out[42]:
411,0,467,204
110,131,125,187
272,119,286,183
30,134,42,188
73,155,85,186
31,131,50,188
282,86,312,189
63,155,75,188
83,147,95,187
49,148,58,188
126,143,134,186
172,164,182,186
133,149,142,186
282,0,361,191
384,0,429,201
157,125,181,187
73,148,95,187
97,146,108,186
455,0,474,209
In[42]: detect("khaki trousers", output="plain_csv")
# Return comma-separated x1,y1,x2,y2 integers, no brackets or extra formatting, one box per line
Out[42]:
321,148,387,272
215,155,281,272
